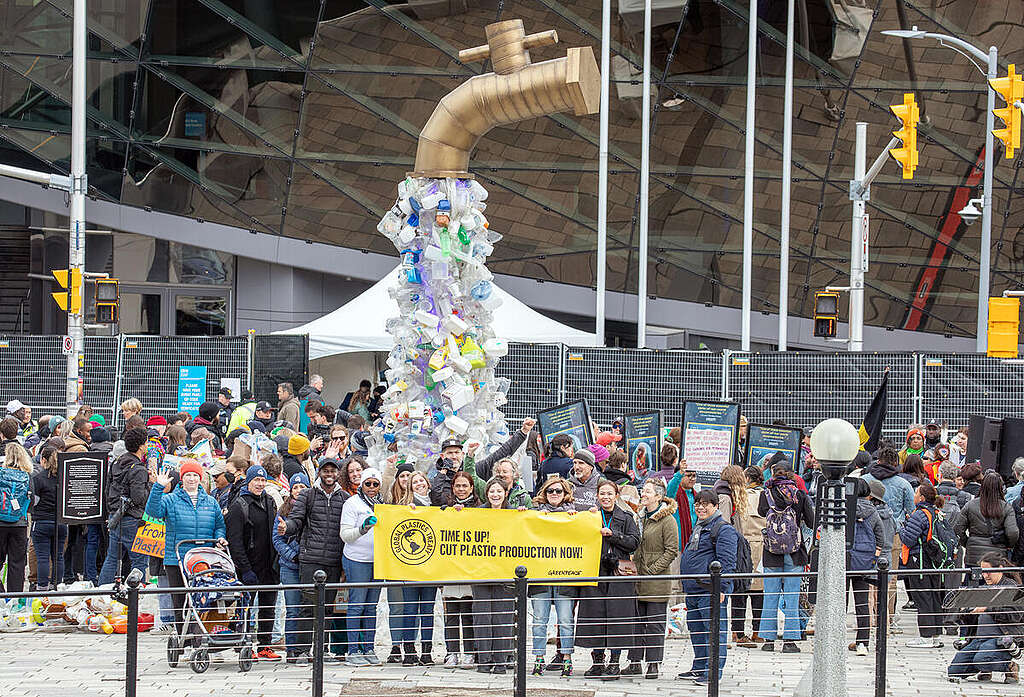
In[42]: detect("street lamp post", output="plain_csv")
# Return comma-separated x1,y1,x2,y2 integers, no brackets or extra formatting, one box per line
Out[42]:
808,418,860,697
881,27,997,353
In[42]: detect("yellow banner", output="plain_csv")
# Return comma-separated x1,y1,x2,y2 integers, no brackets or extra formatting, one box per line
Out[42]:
373,504,602,582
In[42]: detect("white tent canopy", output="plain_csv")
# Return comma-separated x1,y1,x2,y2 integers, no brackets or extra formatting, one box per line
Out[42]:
277,266,600,359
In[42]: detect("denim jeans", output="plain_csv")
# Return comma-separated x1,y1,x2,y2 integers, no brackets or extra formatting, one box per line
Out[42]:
30,519,68,589
279,564,302,652
948,637,1012,677
343,557,380,655
530,589,575,656
760,556,802,640
387,586,405,645
84,524,102,585
98,517,149,586
685,592,728,678
156,574,175,625
401,585,437,644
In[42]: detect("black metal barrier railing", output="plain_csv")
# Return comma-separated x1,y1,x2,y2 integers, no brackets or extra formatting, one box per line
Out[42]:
3,563,1023,697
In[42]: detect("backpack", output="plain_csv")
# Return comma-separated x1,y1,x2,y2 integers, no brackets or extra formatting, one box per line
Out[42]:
708,518,753,592
0,467,31,523
763,492,801,556
849,512,878,571
920,508,957,569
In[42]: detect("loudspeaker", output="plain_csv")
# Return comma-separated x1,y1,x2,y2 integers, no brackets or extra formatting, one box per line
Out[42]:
999,417,1024,481
967,414,1002,473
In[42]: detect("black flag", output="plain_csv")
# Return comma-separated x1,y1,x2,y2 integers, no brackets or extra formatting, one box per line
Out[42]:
859,369,889,453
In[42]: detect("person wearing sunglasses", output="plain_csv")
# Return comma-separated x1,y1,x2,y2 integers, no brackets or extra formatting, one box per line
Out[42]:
529,477,578,677
340,467,384,666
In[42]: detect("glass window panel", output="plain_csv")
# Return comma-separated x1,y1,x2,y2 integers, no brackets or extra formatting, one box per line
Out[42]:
176,294,227,335
120,292,163,334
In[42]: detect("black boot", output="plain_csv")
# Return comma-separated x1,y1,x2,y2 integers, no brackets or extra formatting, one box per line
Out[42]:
584,651,605,677
621,662,642,676
403,642,418,666
387,644,402,664
420,642,434,666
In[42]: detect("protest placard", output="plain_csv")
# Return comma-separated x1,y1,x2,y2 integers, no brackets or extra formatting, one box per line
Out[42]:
57,452,106,525
680,400,740,484
623,411,661,479
745,424,803,479
374,504,601,582
130,514,166,558
536,400,593,450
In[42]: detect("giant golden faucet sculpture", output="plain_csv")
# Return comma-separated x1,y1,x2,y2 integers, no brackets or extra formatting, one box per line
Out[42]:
411,19,602,178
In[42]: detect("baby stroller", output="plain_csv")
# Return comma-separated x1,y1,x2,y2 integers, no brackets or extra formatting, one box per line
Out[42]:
166,539,256,673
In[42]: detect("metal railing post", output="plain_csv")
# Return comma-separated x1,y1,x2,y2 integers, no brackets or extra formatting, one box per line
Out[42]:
708,561,722,697
874,558,889,697
125,574,140,697
312,570,327,697
514,566,529,697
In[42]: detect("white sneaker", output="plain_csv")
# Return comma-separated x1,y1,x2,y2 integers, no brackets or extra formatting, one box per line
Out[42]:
444,653,460,668
152,624,175,635
459,654,475,669
855,643,868,656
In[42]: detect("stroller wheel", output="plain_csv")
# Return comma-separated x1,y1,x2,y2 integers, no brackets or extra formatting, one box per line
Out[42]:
239,646,254,672
191,648,210,674
166,635,181,668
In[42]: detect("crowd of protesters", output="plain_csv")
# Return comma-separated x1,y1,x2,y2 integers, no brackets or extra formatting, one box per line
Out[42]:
1,384,1022,685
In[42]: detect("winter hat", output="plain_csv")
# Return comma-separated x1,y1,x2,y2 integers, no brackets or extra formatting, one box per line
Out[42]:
351,431,369,455
361,467,383,484
906,427,925,443
587,443,610,465
289,472,310,489
146,415,167,427
179,460,203,479
198,402,219,421
244,465,268,486
396,461,415,476
90,426,111,443
90,414,106,426
288,434,311,455
867,478,886,501
596,431,621,446
573,448,596,469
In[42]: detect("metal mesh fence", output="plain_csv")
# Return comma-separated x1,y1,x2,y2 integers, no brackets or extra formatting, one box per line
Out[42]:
919,353,1024,431
82,336,119,425
725,352,917,440
0,334,66,415
116,335,249,429
562,347,723,426
496,343,562,421
252,334,309,404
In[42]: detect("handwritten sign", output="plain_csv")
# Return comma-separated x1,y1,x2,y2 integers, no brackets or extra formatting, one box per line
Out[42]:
680,401,740,485
130,514,166,558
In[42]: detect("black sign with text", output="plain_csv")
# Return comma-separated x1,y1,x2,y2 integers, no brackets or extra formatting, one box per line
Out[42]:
57,452,107,525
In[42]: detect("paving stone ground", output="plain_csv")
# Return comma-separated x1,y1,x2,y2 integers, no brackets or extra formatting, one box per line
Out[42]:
0,591,1019,697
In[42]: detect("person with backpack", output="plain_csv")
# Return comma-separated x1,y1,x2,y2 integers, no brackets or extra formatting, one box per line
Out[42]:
622,478,679,679
225,465,281,661
732,467,767,647
847,478,893,655
956,471,1019,566
98,427,152,585
676,489,739,686
899,483,954,647
0,431,32,593
30,438,67,591
756,464,814,653
947,552,1023,683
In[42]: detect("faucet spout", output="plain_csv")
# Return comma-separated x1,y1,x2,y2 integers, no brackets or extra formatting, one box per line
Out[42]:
411,19,600,178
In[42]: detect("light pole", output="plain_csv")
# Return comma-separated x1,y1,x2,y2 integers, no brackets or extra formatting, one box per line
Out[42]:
808,418,860,697
881,27,997,353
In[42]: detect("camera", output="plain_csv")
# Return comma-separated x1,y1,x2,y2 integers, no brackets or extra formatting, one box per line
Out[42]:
958,198,983,226
438,457,458,473
310,423,330,438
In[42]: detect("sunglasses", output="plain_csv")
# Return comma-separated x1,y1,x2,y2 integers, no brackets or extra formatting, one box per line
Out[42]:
683,471,697,478
363,481,380,488
547,488,565,495
333,436,348,441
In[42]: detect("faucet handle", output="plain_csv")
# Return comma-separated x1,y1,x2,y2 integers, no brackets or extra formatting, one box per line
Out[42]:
458,29,559,64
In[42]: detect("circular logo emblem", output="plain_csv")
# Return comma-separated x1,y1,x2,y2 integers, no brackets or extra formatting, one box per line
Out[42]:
391,519,436,566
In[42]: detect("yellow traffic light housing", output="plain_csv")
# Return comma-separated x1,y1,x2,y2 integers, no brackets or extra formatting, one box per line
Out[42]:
990,64,1023,159
95,278,119,324
988,296,1020,358
889,93,919,179
813,291,840,338
51,268,82,314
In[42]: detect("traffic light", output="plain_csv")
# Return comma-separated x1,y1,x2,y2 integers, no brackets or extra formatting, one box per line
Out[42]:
990,64,1023,159
51,268,82,314
95,278,119,324
889,93,919,179
987,296,1020,358
813,291,840,338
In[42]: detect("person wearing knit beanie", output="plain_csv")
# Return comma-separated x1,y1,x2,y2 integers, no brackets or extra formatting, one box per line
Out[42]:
288,434,311,455
587,443,611,469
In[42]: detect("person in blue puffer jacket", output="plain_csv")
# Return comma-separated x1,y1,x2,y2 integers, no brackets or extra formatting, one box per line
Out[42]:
147,459,226,636
273,472,309,663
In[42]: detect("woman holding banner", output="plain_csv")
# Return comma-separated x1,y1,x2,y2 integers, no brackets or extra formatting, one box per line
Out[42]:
530,476,578,677
441,471,480,669
576,479,640,680
398,467,439,666
339,467,384,666
472,477,516,674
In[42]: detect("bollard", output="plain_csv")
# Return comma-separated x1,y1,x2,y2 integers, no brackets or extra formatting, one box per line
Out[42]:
708,561,722,697
514,566,528,697
874,558,889,697
313,570,327,697
125,573,141,697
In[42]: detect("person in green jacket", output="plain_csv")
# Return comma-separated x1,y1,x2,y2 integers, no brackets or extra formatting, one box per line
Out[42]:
463,443,532,509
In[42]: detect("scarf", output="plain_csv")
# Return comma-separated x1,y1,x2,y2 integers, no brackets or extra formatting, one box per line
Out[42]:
685,510,721,552
675,485,695,546
358,487,382,510
452,492,476,507
413,492,431,507
641,501,664,531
